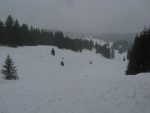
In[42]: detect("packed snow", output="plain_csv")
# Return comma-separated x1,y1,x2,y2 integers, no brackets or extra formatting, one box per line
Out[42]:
0,46,150,113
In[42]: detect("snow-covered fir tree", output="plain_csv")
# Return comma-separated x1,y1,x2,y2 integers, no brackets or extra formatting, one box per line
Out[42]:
1,55,18,80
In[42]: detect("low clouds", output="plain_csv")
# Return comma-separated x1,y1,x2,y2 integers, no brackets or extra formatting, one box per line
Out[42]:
0,0,150,34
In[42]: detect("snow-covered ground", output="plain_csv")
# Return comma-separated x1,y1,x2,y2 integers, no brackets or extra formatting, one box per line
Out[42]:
0,46,150,113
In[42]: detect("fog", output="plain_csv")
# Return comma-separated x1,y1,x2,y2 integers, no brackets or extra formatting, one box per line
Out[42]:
0,0,150,34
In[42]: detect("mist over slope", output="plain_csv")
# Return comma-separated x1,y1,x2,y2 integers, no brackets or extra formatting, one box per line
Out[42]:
63,31,135,43
94,33,136,42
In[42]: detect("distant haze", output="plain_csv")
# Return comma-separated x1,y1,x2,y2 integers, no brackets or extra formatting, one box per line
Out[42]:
0,0,150,34
94,33,136,42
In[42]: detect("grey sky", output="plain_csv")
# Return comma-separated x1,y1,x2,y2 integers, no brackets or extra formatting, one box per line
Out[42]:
0,0,150,34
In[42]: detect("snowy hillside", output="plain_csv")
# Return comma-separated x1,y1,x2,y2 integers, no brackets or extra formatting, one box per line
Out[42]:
68,34,112,47
86,37,110,45
82,36,113,46
0,46,150,113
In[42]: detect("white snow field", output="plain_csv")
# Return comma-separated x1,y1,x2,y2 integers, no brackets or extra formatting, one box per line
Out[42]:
0,46,150,113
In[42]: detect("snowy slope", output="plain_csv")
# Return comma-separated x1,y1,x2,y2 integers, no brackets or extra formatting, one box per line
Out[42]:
0,46,150,113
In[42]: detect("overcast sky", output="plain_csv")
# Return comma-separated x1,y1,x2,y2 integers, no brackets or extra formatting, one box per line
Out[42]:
0,0,150,34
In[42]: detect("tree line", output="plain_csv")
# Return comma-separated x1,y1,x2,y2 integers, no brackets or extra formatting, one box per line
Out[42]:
126,27,150,75
0,15,112,58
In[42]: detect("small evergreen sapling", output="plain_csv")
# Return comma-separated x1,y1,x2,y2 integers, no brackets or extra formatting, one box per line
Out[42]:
51,48,55,56
61,61,64,66
1,55,18,80
90,61,92,64
123,57,126,62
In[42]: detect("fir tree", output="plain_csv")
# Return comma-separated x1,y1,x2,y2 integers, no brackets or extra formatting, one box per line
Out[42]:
13,19,22,46
51,48,55,56
123,57,125,62
61,61,64,66
111,49,115,59
90,61,92,64
127,49,131,60
0,20,4,44
5,15,14,29
1,55,18,80
5,15,14,46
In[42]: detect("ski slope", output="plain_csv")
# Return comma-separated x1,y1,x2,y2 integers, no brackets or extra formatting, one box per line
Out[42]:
0,46,150,113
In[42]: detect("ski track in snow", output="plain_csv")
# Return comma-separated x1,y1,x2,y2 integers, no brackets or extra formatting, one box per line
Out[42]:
0,46,150,113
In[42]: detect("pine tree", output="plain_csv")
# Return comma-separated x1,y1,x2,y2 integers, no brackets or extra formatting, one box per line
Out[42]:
5,15,14,29
127,49,131,60
1,55,18,80
0,20,4,44
61,61,64,66
13,19,22,46
111,49,115,59
51,48,55,56
123,57,125,62
90,61,92,64
5,15,14,46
